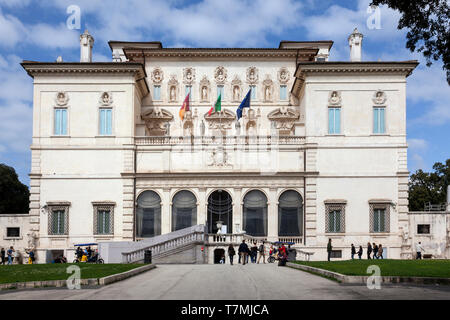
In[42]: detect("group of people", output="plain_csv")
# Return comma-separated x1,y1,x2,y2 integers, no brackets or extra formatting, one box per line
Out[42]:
75,246,99,263
224,240,289,266
351,243,385,260
0,247,15,265
326,239,387,261
0,246,35,265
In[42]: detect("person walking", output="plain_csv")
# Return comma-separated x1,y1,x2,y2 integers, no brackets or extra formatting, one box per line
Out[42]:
327,239,332,261
228,244,236,265
372,243,378,259
415,241,425,259
0,248,5,265
250,243,258,263
7,246,15,265
257,241,266,264
357,246,363,259
367,242,372,259
238,240,249,265
351,244,356,260
378,244,384,259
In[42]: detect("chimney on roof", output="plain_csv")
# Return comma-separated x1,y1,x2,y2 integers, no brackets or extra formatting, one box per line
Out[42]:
348,28,363,62
56,56,63,63
80,29,94,63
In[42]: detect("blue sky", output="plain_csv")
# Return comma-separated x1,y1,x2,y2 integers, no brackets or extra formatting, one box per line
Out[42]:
0,0,449,186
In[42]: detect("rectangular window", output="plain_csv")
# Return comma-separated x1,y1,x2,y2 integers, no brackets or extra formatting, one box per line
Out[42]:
153,85,161,100
97,210,111,234
94,204,114,235
373,107,386,134
6,227,20,238
50,210,66,235
417,224,430,234
328,210,341,232
373,209,386,232
54,109,67,135
250,85,256,100
217,85,224,99
185,85,192,97
330,250,342,258
325,203,346,233
99,108,112,135
328,107,341,134
280,85,287,100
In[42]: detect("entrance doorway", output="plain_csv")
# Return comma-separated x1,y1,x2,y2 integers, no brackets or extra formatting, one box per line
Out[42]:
214,248,226,264
207,190,232,234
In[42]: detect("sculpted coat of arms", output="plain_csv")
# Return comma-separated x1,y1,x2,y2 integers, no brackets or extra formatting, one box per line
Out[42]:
214,66,227,84
151,67,164,84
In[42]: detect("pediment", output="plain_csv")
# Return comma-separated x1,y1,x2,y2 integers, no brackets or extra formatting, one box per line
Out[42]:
267,107,299,121
141,108,174,121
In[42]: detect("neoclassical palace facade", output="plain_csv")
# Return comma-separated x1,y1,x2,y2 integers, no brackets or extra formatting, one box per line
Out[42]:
15,29,430,263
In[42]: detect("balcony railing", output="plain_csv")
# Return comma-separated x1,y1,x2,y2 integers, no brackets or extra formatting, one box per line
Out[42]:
135,135,305,146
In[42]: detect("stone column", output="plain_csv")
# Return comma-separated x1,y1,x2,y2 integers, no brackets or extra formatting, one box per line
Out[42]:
197,188,207,226
267,188,278,242
161,188,171,234
232,188,242,234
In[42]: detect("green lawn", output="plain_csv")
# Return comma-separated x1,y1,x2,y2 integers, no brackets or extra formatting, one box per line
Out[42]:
292,260,450,278
0,263,144,284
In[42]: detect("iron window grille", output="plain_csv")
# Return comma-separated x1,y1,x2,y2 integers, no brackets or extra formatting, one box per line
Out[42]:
48,205,69,235
369,203,390,233
325,203,346,233
93,204,115,235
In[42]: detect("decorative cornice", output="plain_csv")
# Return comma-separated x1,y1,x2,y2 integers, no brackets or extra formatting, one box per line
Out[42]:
21,62,150,97
21,62,147,77
295,61,419,77
123,48,318,60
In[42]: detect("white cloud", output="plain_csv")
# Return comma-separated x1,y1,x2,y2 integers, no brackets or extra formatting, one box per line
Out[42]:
408,138,428,151
0,54,33,156
0,8,27,47
46,0,304,47
0,0,31,8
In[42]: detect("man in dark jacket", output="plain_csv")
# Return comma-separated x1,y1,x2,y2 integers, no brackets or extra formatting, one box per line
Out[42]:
372,243,378,259
367,242,372,259
351,244,356,260
0,248,5,265
238,240,249,265
327,239,332,261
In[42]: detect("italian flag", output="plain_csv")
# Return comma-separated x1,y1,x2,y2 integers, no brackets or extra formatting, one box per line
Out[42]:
208,94,221,116
179,93,190,120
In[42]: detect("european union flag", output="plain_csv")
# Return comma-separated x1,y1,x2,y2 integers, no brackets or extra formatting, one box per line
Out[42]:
236,89,251,120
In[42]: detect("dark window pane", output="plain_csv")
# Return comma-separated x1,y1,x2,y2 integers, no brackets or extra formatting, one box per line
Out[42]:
7,228,20,238
417,224,430,234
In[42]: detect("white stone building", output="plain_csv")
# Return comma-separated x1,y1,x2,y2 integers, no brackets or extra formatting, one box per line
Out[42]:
12,28,450,264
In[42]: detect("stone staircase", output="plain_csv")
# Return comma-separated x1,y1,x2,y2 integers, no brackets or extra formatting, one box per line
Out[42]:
99,225,206,264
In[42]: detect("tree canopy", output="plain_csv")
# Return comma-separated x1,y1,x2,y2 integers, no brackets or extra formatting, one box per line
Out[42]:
0,163,30,214
371,0,450,85
409,158,449,211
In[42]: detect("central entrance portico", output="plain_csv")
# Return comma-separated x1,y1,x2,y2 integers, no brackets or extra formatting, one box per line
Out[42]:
207,190,233,234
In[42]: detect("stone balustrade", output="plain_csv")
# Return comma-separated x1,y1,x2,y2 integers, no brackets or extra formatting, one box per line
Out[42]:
135,135,305,146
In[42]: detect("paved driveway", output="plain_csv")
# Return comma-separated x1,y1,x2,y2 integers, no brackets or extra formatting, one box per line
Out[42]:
1,263,450,300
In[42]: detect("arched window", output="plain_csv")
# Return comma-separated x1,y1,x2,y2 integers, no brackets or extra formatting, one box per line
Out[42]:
278,190,303,236
172,190,197,231
243,190,268,236
136,191,161,238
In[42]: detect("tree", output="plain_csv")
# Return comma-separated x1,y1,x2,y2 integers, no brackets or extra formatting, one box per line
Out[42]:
0,164,30,214
371,0,450,85
409,159,449,211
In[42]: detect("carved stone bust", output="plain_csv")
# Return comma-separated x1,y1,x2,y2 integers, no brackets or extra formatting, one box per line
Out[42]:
278,67,290,84
151,67,164,84
373,90,387,105
55,91,69,106
329,91,342,106
214,66,227,84
99,92,113,106
246,67,258,84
